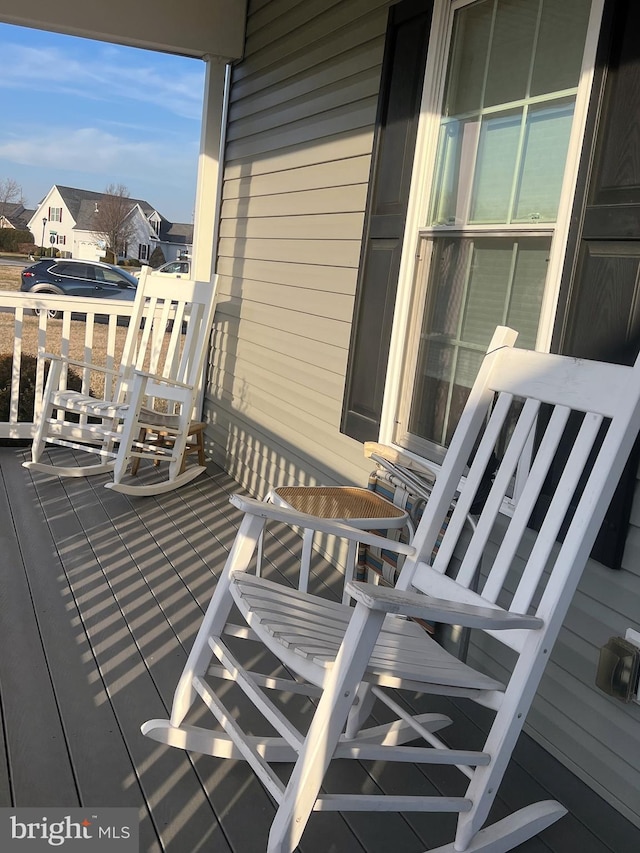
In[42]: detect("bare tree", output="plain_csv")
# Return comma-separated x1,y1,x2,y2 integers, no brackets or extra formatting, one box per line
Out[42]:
0,178,24,207
93,183,138,262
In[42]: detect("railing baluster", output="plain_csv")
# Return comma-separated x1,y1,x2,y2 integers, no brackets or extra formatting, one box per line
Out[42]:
0,292,135,439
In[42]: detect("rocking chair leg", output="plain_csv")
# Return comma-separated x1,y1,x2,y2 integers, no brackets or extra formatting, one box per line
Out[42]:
267,604,386,853
112,399,144,485
345,682,376,739
31,359,62,463
30,399,55,463
167,513,267,727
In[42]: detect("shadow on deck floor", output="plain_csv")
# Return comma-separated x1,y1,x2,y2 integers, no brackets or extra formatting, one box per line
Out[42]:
0,445,637,853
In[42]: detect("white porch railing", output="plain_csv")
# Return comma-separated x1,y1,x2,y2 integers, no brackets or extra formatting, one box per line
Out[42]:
0,291,136,440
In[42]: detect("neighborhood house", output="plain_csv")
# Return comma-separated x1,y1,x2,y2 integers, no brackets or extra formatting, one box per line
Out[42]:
26,185,193,265
0,201,35,231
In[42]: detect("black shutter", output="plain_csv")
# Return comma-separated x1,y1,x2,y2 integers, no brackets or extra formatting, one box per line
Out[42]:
341,0,433,442
550,0,640,568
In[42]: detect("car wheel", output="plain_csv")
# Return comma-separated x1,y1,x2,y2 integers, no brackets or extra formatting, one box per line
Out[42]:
31,291,61,320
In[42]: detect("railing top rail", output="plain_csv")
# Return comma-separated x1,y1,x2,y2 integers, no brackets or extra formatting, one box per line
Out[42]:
0,289,136,314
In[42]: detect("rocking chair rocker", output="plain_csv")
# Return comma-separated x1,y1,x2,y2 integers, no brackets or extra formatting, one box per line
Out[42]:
24,266,217,495
143,326,640,851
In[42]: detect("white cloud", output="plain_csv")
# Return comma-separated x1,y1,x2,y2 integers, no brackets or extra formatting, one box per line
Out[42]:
0,126,198,186
0,41,204,120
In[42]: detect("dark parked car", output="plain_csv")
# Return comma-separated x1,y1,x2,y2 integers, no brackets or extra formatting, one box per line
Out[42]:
21,258,138,319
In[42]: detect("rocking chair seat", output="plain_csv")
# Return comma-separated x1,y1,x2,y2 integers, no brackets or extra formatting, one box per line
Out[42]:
136,407,181,430
231,572,504,694
49,389,128,419
47,391,181,432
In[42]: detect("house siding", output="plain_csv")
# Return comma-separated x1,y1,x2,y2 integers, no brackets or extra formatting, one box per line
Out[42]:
468,517,640,827
28,187,75,255
204,0,640,830
206,0,393,494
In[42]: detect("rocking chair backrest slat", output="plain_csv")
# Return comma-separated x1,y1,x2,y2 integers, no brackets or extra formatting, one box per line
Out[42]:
507,412,604,616
109,273,153,402
177,300,207,381
405,327,640,657
110,269,215,410
479,402,571,603
429,391,515,582
168,301,188,376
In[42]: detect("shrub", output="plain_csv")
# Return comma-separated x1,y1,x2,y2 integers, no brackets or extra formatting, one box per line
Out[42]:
0,353,84,423
149,246,166,268
0,228,34,252
37,246,59,259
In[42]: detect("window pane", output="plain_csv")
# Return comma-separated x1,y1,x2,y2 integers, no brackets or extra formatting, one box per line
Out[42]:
484,0,538,107
408,235,551,446
460,241,516,342
505,238,550,347
430,118,480,225
445,0,492,116
102,268,124,284
469,110,521,223
409,338,452,446
531,0,591,96
513,100,575,222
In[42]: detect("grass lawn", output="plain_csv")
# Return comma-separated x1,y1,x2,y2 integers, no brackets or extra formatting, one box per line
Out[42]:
0,264,23,292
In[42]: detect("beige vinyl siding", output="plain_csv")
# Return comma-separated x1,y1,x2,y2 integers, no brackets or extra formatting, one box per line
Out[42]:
467,516,640,827
205,0,393,496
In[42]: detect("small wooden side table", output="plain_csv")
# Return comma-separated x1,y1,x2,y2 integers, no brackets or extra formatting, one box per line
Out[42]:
130,421,206,476
261,486,409,603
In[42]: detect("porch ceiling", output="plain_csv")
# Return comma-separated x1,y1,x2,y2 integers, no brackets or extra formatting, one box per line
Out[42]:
0,0,246,60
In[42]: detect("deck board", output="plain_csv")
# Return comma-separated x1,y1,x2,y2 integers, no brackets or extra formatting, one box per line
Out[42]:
0,458,80,807
0,445,639,853
3,454,144,811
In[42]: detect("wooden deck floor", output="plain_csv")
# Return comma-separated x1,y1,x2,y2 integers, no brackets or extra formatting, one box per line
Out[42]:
1,445,638,853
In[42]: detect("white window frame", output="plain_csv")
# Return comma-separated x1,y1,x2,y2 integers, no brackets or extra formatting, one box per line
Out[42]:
379,0,605,455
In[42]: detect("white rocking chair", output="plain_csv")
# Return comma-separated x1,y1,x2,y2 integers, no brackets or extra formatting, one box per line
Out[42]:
24,266,217,496
143,326,640,852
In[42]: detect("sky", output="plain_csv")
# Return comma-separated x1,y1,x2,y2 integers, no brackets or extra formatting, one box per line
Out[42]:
0,23,206,225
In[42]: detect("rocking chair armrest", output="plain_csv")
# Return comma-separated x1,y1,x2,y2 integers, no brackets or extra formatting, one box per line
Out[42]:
345,581,544,631
131,368,194,390
363,442,437,482
229,494,417,556
42,353,120,376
